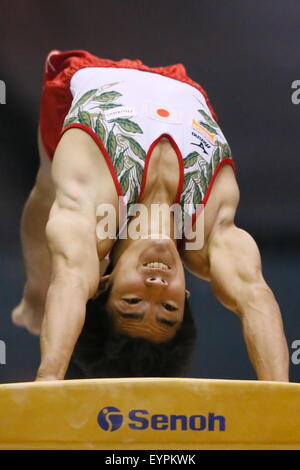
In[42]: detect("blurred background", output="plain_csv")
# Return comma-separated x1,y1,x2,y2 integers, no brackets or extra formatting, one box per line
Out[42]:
0,0,299,383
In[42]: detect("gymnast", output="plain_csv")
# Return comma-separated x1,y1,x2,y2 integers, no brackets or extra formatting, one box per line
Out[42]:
12,50,289,382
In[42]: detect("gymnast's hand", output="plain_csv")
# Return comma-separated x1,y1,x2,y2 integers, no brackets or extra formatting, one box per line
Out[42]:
35,189,100,382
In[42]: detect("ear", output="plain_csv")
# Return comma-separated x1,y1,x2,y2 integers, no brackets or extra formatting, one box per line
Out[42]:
185,289,191,299
92,274,111,299
99,274,111,293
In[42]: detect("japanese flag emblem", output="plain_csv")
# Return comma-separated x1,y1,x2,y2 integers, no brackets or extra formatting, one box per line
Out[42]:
146,103,182,124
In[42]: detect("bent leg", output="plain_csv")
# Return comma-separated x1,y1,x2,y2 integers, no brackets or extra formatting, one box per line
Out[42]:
12,127,55,334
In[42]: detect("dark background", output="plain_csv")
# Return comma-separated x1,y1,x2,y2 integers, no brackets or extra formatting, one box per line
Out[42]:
0,0,299,383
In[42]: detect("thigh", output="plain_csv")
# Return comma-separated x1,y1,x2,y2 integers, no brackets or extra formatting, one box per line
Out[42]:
38,125,53,175
37,125,56,201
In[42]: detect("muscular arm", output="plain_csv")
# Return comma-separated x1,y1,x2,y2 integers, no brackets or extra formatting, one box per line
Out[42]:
207,222,289,381
35,133,103,381
36,196,100,381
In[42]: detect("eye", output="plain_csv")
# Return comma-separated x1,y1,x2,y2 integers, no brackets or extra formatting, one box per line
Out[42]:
122,298,141,304
162,303,178,311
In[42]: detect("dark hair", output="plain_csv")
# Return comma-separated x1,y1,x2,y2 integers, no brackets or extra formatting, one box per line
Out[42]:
66,263,197,379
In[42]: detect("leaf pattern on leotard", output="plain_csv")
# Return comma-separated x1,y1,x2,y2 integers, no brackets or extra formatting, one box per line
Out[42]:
95,117,106,144
78,109,92,127
63,116,78,126
184,152,199,168
94,91,122,102
120,168,131,194
181,106,234,214
94,103,123,110
192,179,202,206
123,136,146,159
109,118,143,134
212,145,221,171
107,128,117,160
68,89,98,114
198,121,219,135
197,109,219,128
62,81,146,205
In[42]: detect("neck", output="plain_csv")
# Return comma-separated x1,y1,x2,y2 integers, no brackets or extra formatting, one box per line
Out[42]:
111,188,179,265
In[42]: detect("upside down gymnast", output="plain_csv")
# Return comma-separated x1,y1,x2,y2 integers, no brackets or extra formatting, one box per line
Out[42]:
12,49,289,381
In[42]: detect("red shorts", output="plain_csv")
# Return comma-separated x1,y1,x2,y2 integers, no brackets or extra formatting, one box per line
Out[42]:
39,49,218,161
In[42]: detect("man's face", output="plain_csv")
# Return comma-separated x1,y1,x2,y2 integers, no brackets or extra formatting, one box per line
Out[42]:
105,238,189,343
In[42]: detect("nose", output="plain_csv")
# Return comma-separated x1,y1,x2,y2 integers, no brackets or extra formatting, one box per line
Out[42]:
145,276,168,287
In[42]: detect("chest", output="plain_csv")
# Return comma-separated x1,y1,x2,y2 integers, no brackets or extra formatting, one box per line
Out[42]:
141,138,181,200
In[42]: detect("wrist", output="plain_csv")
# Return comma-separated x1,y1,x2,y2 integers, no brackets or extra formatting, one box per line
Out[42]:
35,374,60,381
36,361,65,381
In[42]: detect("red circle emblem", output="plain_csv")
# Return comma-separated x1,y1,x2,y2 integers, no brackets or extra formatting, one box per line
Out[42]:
156,108,170,117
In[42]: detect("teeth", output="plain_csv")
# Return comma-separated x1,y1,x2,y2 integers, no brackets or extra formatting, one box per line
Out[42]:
144,262,170,270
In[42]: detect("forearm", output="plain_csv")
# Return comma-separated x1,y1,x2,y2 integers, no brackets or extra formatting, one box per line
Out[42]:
237,286,289,381
208,224,290,382
36,275,87,381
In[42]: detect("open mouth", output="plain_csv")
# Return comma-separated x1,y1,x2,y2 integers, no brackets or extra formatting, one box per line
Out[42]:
143,262,171,271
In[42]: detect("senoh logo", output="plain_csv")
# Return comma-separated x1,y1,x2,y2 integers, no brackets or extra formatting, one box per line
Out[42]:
97,407,123,431
97,407,226,432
